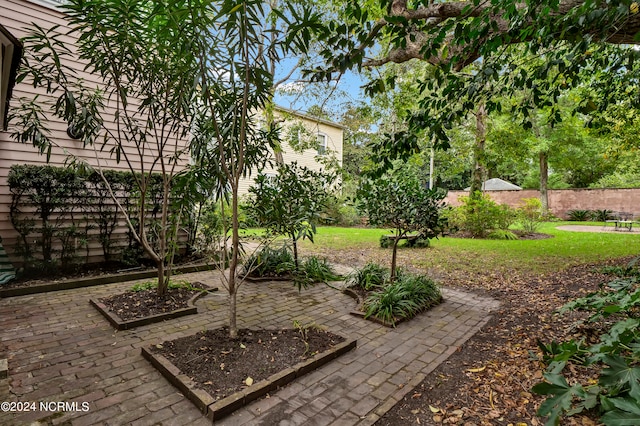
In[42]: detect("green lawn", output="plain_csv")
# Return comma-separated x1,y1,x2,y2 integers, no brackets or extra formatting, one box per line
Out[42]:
297,222,640,275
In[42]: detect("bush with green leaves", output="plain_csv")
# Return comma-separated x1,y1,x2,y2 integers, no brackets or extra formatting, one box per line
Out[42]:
131,279,197,292
241,244,340,290
363,273,442,327
248,162,336,269
566,209,592,221
590,209,614,222
347,262,389,291
532,257,640,424
241,244,295,278
322,196,361,227
487,229,518,240
448,192,517,238
192,200,224,255
293,256,342,290
358,164,447,281
518,197,545,234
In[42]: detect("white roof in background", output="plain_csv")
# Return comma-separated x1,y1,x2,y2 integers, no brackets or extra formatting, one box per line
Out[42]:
464,178,522,191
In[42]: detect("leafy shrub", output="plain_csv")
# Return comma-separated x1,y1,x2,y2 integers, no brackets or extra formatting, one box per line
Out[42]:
322,197,361,226
380,235,432,248
193,201,224,255
131,279,195,292
448,193,516,238
241,244,295,278
337,204,361,226
358,164,446,280
590,209,614,222
363,273,442,326
411,238,431,248
347,262,388,291
242,245,339,290
487,230,519,240
8,164,179,272
532,257,640,424
293,256,342,290
518,197,545,233
566,209,592,221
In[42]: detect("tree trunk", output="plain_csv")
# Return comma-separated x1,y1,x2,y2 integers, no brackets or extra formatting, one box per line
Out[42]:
470,103,487,198
229,288,237,338
156,259,166,297
228,187,240,339
292,237,299,271
390,234,401,282
539,151,549,212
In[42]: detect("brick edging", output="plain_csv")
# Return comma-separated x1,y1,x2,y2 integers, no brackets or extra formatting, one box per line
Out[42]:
0,263,218,298
90,287,216,330
141,336,357,422
239,274,292,283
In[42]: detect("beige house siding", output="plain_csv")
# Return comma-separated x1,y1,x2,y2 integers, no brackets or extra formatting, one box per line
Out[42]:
237,108,344,197
0,0,190,263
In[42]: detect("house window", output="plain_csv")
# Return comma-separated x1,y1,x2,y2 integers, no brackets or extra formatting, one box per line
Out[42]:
0,24,22,130
317,133,327,155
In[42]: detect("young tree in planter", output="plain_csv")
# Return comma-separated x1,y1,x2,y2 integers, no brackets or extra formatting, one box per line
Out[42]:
186,0,309,338
12,0,201,296
359,164,447,281
248,162,335,270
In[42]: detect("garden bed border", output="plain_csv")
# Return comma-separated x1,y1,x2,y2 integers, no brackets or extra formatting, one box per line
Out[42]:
0,263,217,298
141,335,357,421
239,274,292,283
89,286,216,330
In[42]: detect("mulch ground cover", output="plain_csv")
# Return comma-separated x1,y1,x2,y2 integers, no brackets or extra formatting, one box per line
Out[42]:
97,281,209,321
304,244,627,425
152,327,345,402
374,263,613,425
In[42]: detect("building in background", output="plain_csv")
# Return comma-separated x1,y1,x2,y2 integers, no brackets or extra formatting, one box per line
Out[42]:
237,106,344,196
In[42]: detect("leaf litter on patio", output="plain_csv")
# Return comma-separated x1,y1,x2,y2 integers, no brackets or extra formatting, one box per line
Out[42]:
304,244,627,425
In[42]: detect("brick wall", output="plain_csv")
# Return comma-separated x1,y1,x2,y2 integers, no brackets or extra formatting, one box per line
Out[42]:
444,188,640,219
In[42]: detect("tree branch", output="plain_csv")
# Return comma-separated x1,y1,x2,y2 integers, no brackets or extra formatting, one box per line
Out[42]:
362,0,640,70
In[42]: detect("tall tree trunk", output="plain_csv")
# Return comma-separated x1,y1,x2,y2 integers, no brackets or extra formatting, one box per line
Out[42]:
292,236,299,270
539,151,549,212
157,260,166,297
390,234,401,282
228,186,240,339
470,103,487,198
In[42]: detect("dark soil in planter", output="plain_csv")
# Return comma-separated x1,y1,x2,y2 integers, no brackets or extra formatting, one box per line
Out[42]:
5,253,207,289
152,327,345,401
98,282,209,321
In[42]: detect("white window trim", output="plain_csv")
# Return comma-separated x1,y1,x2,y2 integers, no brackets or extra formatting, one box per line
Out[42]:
317,133,328,155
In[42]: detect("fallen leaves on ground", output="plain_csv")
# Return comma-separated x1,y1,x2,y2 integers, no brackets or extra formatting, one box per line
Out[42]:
305,245,631,425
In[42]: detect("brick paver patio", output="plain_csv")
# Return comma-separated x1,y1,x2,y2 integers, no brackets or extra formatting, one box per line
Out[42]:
0,269,499,425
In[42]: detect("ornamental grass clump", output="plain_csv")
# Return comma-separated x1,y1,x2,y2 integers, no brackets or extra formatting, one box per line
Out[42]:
241,244,340,290
360,269,442,326
347,262,389,291
241,244,295,278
